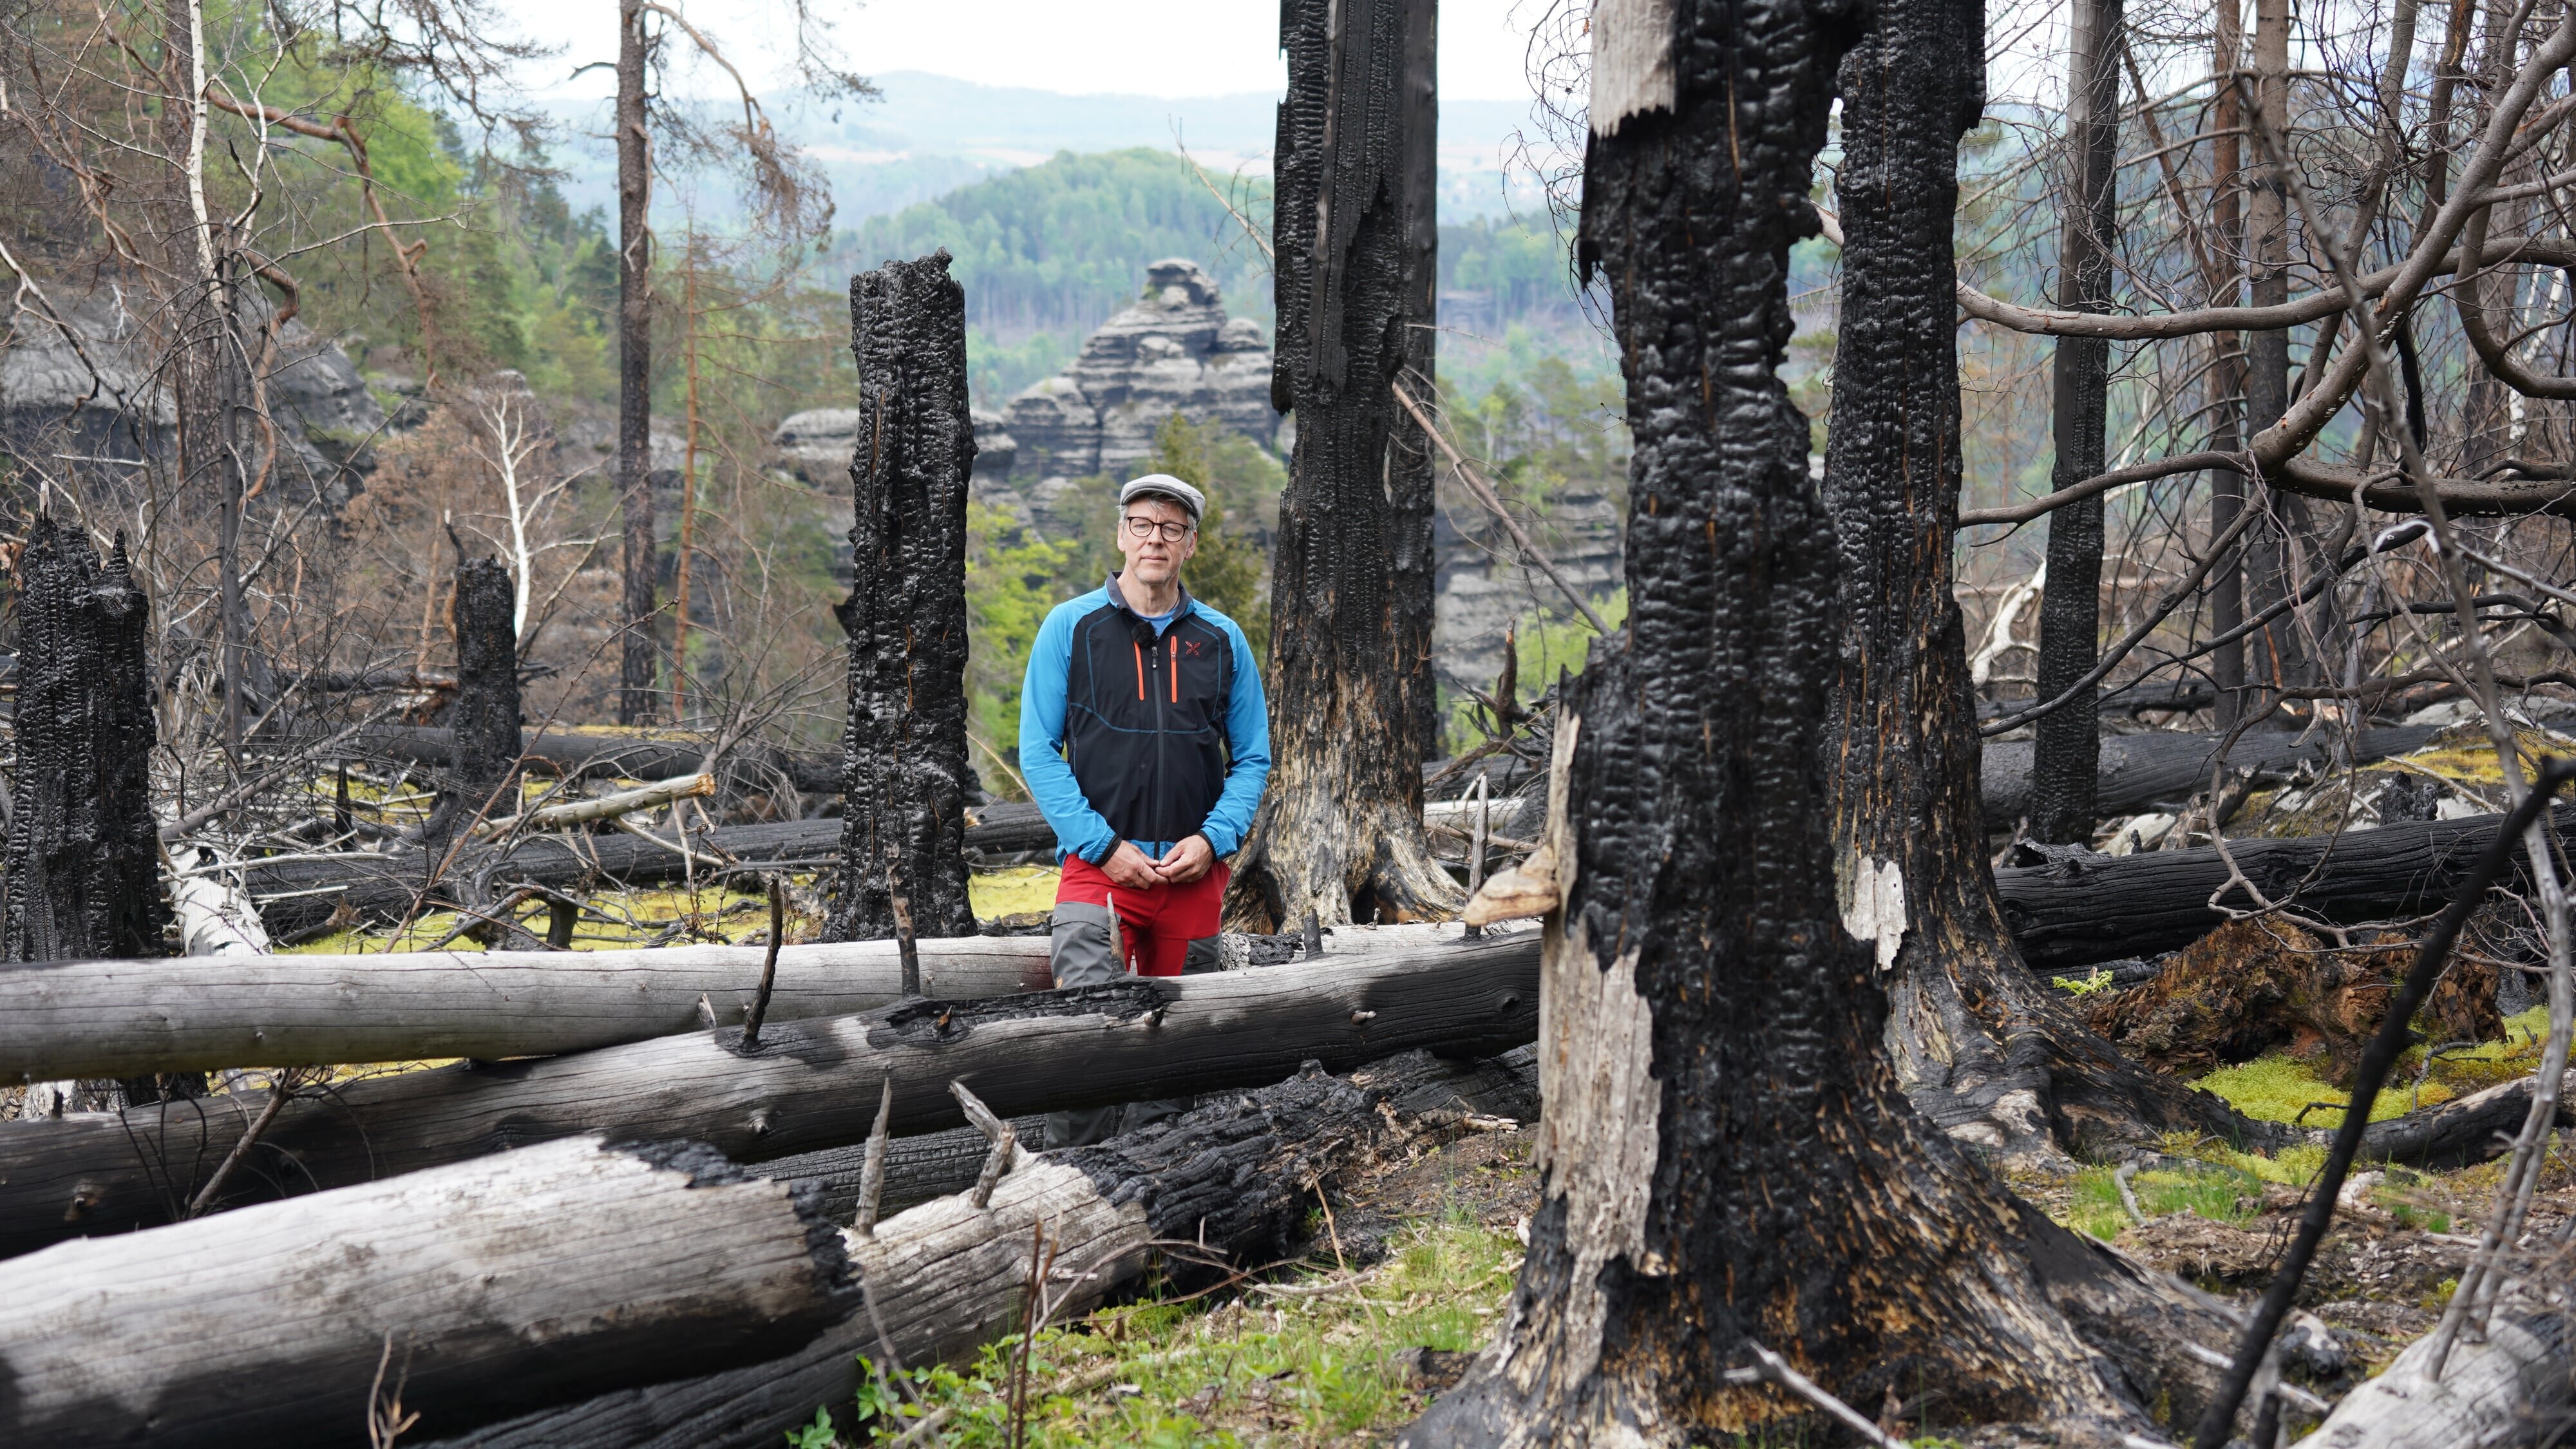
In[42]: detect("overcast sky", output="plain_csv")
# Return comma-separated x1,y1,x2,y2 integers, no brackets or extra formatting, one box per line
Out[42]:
508,0,1557,105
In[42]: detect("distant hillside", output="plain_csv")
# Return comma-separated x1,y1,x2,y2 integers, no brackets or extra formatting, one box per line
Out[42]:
838,149,1274,345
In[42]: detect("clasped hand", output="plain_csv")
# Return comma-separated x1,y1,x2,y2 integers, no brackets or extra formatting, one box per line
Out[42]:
1102,835,1215,889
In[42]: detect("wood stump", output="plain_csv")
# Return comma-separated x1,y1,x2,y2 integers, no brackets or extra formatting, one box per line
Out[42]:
825,251,975,942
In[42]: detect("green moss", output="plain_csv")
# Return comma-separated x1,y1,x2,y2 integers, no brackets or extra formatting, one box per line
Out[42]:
2193,1054,2425,1127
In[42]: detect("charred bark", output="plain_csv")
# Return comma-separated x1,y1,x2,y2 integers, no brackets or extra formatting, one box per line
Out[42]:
2240,0,2315,701
1820,0,2234,1159
0,1135,856,1448
616,0,657,724
2030,0,2122,844
426,556,521,843
1402,5,2263,1442
432,1049,1536,1449
0,931,1537,1258
4,520,168,969
1232,0,1454,931
5,521,174,1110
1997,806,2576,969
824,251,975,942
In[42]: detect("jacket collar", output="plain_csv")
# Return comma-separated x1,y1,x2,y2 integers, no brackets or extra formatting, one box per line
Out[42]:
1105,571,1193,621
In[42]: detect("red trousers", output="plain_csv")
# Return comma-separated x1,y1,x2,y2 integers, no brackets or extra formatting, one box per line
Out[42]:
1056,857,1229,977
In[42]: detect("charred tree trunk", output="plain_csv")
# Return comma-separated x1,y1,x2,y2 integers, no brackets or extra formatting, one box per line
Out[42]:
1232,0,1455,931
2030,0,2121,844
1822,0,2235,1159
2207,2,2249,728
428,556,521,842
0,1135,855,1449
2241,0,2313,705
5,521,167,967
6,522,172,1110
615,0,658,725
823,251,975,943
1401,6,2259,1442
1392,0,1441,765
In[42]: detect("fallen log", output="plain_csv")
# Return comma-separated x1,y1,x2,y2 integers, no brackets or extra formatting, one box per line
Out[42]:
0,1134,856,1448
340,723,843,794
0,937,1056,1083
1994,805,2576,970
1980,725,2439,824
0,929,1539,1258
242,804,1053,937
2291,1274,2573,1448
2358,1069,2576,1170
435,1047,1537,1449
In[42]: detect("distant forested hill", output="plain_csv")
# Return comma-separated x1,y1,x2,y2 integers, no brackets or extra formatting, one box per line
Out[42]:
837,149,1276,343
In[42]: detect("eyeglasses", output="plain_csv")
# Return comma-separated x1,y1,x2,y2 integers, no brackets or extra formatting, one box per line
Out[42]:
1123,516,1195,542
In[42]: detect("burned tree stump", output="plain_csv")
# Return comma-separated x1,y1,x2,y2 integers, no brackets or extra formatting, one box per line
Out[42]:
1230,0,1453,931
4,520,173,1110
428,555,522,842
824,251,974,943
1818,0,2238,1155
5,519,167,968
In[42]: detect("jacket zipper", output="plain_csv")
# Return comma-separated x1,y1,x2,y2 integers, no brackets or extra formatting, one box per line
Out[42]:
1150,624,1168,844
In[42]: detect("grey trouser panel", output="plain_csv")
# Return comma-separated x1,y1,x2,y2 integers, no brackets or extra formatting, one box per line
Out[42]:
1043,900,1217,1150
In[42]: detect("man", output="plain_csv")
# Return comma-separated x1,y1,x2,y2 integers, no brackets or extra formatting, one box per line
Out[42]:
1018,473,1271,1146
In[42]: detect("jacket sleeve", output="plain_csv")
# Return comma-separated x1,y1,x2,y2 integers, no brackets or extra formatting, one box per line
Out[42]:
1018,606,1121,865
1198,618,1272,859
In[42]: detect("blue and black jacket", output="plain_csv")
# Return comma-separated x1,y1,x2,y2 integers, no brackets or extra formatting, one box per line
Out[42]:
1018,575,1271,864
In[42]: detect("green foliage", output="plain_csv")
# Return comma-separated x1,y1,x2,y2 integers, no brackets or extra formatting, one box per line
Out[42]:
1446,592,1628,750
2192,1054,2425,1128
1438,216,1579,322
781,1405,838,1448
1143,413,1281,669
799,1209,1522,1446
2067,1163,2265,1242
967,328,1075,412
2051,967,2116,996
965,501,1081,769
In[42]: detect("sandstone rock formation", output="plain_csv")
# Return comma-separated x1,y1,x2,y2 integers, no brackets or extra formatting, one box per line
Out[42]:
0,285,385,506
999,259,1277,480
1430,484,1622,699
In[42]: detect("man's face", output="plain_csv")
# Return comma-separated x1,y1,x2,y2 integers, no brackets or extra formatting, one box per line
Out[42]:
1116,496,1198,587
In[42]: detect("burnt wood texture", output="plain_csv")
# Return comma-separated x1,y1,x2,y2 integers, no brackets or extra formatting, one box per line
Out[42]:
426,556,522,842
1231,0,1454,931
5,518,167,967
826,251,976,942
1400,3,2266,1441
2030,0,2123,843
434,1050,1535,1449
1819,0,2237,1155
0,933,1537,1258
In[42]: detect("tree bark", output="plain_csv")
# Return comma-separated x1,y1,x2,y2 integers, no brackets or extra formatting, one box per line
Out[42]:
1233,0,1455,931
0,1135,857,1449
2031,0,2123,844
2207,0,2249,727
1983,724,2439,823
1998,805,2576,969
1821,0,2235,1160
431,1048,1537,1449
824,251,976,942
2242,0,2314,703
616,0,657,724
0,937,1057,1083
330,723,841,793
1399,4,2214,1438
5,520,168,969
0,931,1539,1258
429,556,522,843
5,521,175,1112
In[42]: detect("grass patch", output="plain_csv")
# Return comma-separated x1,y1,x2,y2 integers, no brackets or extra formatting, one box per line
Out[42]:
811,1207,1522,1446
2066,1162,2266,1242
969,865,1060,920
